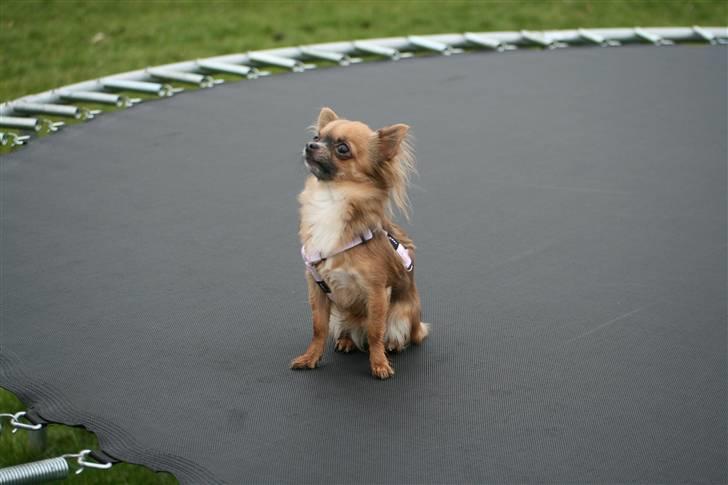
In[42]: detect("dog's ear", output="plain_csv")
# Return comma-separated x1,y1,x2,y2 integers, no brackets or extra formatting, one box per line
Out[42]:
317,107,339,131
376,124,410,161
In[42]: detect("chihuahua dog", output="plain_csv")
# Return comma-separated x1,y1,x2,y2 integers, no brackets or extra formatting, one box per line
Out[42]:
291,107,428,379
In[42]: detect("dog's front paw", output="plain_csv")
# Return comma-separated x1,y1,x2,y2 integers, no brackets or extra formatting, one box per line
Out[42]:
370,360,395,379
335,336,357,353
290,351,322,370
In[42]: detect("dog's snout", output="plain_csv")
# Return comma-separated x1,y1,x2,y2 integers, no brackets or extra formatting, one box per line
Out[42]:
306,142,321,152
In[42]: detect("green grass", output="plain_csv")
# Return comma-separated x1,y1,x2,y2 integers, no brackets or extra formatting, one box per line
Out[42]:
0,387,177,483
1,0,726,102
1,0,726,482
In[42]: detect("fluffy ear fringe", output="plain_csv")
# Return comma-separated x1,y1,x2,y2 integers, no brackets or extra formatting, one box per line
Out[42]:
390,133,416,220
373,131,416,221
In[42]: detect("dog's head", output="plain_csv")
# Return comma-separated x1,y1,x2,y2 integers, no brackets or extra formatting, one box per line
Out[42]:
303,107,415,217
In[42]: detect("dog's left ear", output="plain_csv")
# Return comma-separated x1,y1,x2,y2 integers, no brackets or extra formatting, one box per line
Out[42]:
376,124,410,161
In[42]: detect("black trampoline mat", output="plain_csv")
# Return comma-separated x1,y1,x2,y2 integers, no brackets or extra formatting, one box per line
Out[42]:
1,46,726,484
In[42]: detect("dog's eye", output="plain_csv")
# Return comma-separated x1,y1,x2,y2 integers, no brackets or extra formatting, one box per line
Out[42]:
336,144,350,157
313,135,320,142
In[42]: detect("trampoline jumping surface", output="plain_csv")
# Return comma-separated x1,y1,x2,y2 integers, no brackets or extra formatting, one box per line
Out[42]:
1,45,726,484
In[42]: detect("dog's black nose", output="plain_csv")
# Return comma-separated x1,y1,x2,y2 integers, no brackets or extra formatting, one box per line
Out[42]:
306,142,321,152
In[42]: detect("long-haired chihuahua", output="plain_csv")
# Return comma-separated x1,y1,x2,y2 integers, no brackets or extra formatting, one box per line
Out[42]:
291,107,428,379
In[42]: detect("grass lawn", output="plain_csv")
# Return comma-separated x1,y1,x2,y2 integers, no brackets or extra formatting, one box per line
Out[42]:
0,390,177,483
1,0,726,102
1,0,726,483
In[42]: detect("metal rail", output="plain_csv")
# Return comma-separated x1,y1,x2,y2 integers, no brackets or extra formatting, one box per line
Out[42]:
0,26,725,144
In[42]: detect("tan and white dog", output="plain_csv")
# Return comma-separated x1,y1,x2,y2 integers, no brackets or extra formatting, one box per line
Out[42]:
291,107,428,379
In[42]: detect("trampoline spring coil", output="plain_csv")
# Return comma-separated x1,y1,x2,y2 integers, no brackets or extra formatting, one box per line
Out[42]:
0,457,69,485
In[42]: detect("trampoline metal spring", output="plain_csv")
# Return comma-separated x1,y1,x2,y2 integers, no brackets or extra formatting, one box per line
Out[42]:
0,457,69,485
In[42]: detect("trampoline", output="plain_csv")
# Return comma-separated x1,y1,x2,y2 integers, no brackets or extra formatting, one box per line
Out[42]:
1,28,726,484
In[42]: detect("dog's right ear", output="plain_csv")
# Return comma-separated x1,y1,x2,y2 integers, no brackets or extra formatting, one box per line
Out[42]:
317,107,338,131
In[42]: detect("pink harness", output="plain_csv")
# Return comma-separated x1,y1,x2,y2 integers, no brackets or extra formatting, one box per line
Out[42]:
301,229,413,296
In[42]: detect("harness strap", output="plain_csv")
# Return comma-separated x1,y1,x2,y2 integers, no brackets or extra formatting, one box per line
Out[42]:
301,229,412,297
386,232,414,272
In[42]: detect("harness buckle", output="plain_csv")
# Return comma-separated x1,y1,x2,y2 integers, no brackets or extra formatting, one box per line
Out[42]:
316,280,332,293
387,233,400,249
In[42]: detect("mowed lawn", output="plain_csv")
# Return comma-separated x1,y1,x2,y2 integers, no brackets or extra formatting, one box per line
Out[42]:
1,0,725,483
1,0,725,102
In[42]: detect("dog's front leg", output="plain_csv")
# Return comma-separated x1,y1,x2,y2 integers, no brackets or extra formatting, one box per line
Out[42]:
291,277,331,369
367,286,394,379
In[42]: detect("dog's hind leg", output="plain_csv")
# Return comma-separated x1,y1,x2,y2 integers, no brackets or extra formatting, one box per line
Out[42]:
330,308,362,352
335,334,357,353
385,301,411,352
407,285,429,346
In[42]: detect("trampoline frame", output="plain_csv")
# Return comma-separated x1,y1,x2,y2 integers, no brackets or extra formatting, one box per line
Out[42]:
0,26,726,148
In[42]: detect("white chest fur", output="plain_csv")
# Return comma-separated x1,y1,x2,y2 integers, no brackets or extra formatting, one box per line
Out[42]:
300,183,348,256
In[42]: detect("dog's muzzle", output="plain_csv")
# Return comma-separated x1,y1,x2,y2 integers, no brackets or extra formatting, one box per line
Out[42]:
305,141,324,154
303,142,335,180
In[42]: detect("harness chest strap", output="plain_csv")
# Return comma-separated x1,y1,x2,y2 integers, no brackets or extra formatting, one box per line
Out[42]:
301,229,413,295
